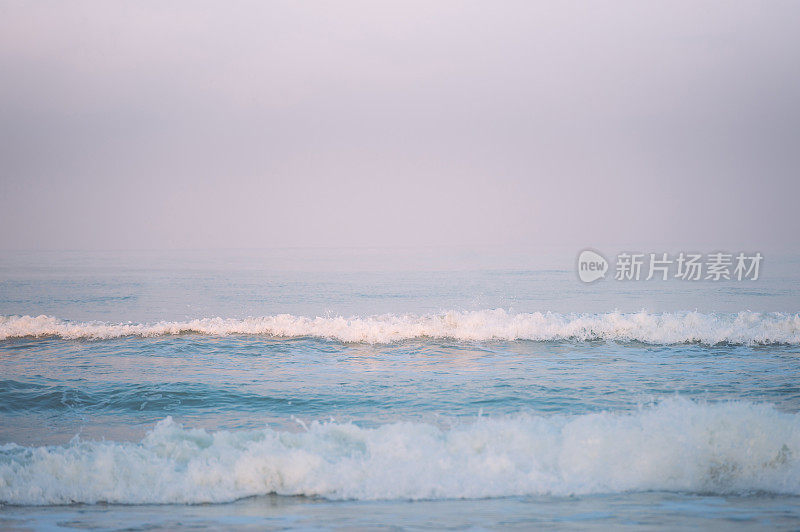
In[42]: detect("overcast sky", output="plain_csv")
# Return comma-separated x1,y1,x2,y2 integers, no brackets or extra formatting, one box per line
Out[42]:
1,1,798,251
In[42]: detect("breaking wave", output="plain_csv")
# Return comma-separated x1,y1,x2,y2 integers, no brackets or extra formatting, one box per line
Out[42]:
1,398,798,505
1,310,800,345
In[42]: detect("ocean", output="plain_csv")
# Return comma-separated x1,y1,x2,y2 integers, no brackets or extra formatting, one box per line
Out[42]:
1,248,799,530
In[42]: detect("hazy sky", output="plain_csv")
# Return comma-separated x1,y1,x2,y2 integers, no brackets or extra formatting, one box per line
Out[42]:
1,1,799,251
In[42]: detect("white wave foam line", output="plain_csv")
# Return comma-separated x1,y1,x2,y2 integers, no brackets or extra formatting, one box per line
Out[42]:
1,398,798,505
2,310,800,345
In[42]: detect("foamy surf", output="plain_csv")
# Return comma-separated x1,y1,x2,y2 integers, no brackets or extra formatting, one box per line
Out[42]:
1,310,800,345
0,398,798,505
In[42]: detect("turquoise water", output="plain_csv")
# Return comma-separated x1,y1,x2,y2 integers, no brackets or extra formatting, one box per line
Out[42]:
1,249,799,529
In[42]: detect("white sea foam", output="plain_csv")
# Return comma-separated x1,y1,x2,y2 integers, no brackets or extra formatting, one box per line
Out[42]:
1,398,798,504
1,310,799,345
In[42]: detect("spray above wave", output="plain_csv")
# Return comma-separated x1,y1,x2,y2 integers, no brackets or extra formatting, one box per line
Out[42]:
0,398,798,505
1,310,800,345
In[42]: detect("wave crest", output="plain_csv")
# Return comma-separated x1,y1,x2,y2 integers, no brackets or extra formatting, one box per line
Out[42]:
1,398,798,504
1,310,800,345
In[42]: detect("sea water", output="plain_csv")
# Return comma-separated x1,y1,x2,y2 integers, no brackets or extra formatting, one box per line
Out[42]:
1,248,799,530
